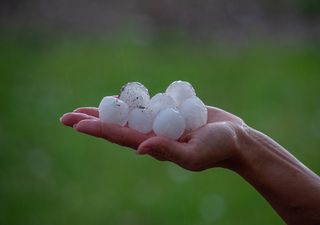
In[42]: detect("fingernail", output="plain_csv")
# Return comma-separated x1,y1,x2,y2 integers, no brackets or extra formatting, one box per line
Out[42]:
59,114,66,123
136,147,151,155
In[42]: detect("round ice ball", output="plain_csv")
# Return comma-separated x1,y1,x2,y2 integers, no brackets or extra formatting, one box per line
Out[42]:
98,96,129,126
153,108,186,140
165,80,196,106
128,107,154,134
119,82,150,110
148,93,177,116
179,96,207,131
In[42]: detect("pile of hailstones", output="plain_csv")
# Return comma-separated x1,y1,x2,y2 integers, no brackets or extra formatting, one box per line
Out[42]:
98,81,207,140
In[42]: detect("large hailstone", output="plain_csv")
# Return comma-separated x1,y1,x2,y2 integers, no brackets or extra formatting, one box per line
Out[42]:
119,82,150,110
153,108,186,140
99,96,129,126
128,107,154,134
165,80,196,106
179,96,207,131
148,93,177,117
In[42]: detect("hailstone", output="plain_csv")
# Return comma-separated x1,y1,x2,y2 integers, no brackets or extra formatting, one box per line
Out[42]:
179,96,207,131
119,82,150,110
128,107,154,134
166,80,196,106
148,93,177,116
99,96,129,126
153,108,186,140
97,80,207,139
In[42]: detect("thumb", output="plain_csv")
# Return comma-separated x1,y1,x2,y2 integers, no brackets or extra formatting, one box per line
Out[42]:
137,136,189,163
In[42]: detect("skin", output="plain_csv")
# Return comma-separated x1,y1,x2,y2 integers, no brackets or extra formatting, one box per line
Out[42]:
60,106,320,225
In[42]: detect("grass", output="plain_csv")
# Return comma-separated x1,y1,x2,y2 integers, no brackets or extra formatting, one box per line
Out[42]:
0,31,319,225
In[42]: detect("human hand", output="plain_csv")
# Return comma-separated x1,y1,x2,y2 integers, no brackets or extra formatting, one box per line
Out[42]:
60,106,245,171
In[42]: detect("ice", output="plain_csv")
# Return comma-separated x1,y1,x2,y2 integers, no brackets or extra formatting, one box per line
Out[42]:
165,80,196,106
128,107,154,134
148,93,177,117
119,82,150,110
179,96,207,131
153,108,186,140
98,80,207,139
98,96,129,126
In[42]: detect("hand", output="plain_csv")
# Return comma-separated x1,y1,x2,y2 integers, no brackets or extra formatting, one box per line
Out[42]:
60,106,245,171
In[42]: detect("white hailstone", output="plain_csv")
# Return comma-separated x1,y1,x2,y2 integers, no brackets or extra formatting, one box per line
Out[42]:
153,108,186,140
119,82,150,110
165,80,196,106
148,93,177,117
98,96,129,126
179,96,207,131
128,107,154,134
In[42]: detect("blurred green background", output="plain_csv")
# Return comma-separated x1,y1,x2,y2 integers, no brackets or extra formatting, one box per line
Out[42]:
1,1,320,225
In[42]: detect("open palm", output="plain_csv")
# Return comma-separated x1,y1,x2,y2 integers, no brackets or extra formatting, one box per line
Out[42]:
61,106,244,171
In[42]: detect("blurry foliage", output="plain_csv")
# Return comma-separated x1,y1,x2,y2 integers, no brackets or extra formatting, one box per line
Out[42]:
0,30,319,225
296,0,320,17
0,0,319,38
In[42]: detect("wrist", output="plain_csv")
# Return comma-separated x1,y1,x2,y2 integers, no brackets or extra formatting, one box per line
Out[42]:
224,123,266,173
213,122,250,170
228,123,311,179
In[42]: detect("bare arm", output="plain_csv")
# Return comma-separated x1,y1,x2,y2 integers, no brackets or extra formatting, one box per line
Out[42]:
60,106,320,224
233,126,320,225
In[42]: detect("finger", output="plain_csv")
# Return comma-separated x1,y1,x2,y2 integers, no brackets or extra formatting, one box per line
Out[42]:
73,107,99,117
60,112,98,127
74,119,153,149
137,136,192,164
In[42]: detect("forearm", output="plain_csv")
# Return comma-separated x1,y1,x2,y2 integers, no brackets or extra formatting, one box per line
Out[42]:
233,125,320,225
